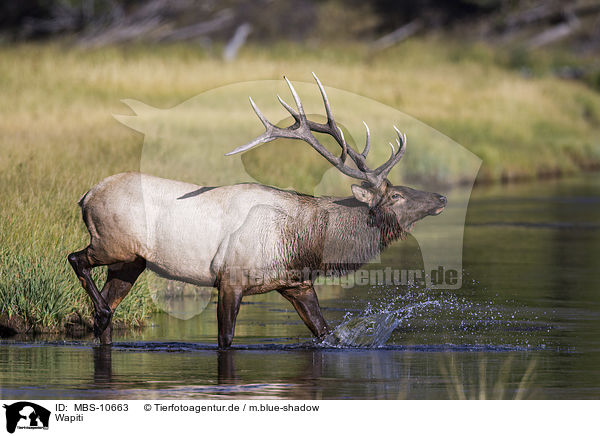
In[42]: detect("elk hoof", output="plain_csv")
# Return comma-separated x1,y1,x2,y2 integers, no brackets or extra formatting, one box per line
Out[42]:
93,308,113,338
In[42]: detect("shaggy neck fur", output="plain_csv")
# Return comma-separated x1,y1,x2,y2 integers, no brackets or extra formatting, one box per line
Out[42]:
281,195,407,276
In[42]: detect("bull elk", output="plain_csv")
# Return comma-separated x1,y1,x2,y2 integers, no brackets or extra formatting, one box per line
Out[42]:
68,74,447,348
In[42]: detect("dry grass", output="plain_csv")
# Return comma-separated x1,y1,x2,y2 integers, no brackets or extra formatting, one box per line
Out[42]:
0,39,599,332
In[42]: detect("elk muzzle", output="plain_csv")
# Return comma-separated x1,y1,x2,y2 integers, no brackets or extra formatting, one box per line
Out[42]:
429,194,447,216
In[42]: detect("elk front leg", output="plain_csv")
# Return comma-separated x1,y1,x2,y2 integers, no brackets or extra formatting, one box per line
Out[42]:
279,284,329,339
217,284,243,349
67,248,111,337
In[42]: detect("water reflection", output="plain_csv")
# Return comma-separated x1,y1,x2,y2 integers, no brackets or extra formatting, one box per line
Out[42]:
0,339,574,399
92,345,113,385
44,341,541,400
1,176,599,399
217,350,237,384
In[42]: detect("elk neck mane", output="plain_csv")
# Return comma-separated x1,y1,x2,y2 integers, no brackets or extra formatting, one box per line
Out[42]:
275,189,408,276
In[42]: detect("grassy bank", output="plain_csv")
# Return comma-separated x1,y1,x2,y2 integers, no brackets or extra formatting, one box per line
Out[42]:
0,40,599,334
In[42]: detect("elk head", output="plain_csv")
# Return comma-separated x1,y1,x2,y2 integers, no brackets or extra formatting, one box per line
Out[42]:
227,74,447,233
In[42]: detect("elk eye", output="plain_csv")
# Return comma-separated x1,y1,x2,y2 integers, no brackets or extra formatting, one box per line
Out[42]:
391,193,403,200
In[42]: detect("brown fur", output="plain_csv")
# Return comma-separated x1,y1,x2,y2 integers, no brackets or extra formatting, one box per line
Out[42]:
68,172,446,348
261,187,409,279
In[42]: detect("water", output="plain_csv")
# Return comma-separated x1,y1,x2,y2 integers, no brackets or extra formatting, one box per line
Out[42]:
1,175,599,399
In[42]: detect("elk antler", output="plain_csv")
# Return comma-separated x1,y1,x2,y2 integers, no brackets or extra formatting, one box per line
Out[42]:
226,73,406,188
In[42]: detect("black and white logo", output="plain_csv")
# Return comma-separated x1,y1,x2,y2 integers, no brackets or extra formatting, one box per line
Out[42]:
3,402,50,433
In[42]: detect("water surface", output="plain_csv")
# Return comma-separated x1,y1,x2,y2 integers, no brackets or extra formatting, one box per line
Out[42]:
1,175,599,399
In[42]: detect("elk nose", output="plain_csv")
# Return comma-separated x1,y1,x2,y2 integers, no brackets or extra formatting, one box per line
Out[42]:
438,195,447,205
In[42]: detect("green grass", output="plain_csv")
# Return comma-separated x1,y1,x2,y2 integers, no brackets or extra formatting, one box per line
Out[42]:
0,39,599,333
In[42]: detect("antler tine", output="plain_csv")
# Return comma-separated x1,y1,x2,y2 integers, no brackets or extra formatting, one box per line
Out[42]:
225,97,275,155
301,74,370,172
283,76,306,119
393,125,404,145
337,126,348,163
393,125,408,151
373,126,407,177
361,121,371,158
225,133,270,156
312,72,335,124
310,73,365,166
249,97,272,129
277,95,300,122
310,75,386,179
312,73,374,173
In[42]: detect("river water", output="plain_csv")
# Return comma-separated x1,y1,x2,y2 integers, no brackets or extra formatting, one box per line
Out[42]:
1,175,599,399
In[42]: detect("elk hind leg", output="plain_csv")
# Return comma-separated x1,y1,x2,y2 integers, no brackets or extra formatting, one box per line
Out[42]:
67,248,112,337
98,257,146,345
279,285,329,339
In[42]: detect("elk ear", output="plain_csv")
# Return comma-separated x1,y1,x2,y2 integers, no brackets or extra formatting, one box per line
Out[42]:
351,184,377,207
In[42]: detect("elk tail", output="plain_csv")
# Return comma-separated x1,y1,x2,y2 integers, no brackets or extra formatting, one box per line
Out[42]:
78,191,90,208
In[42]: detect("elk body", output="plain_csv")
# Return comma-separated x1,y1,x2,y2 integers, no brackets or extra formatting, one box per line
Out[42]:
68,75,447,348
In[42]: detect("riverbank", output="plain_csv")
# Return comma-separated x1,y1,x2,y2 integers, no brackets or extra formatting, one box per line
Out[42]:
1,40,599,335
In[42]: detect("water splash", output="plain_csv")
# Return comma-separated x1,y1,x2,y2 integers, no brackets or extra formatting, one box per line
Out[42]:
322,296,442,348
318,282,551,349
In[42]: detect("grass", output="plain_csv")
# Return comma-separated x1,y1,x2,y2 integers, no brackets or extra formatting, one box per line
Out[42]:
0,39,599,333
